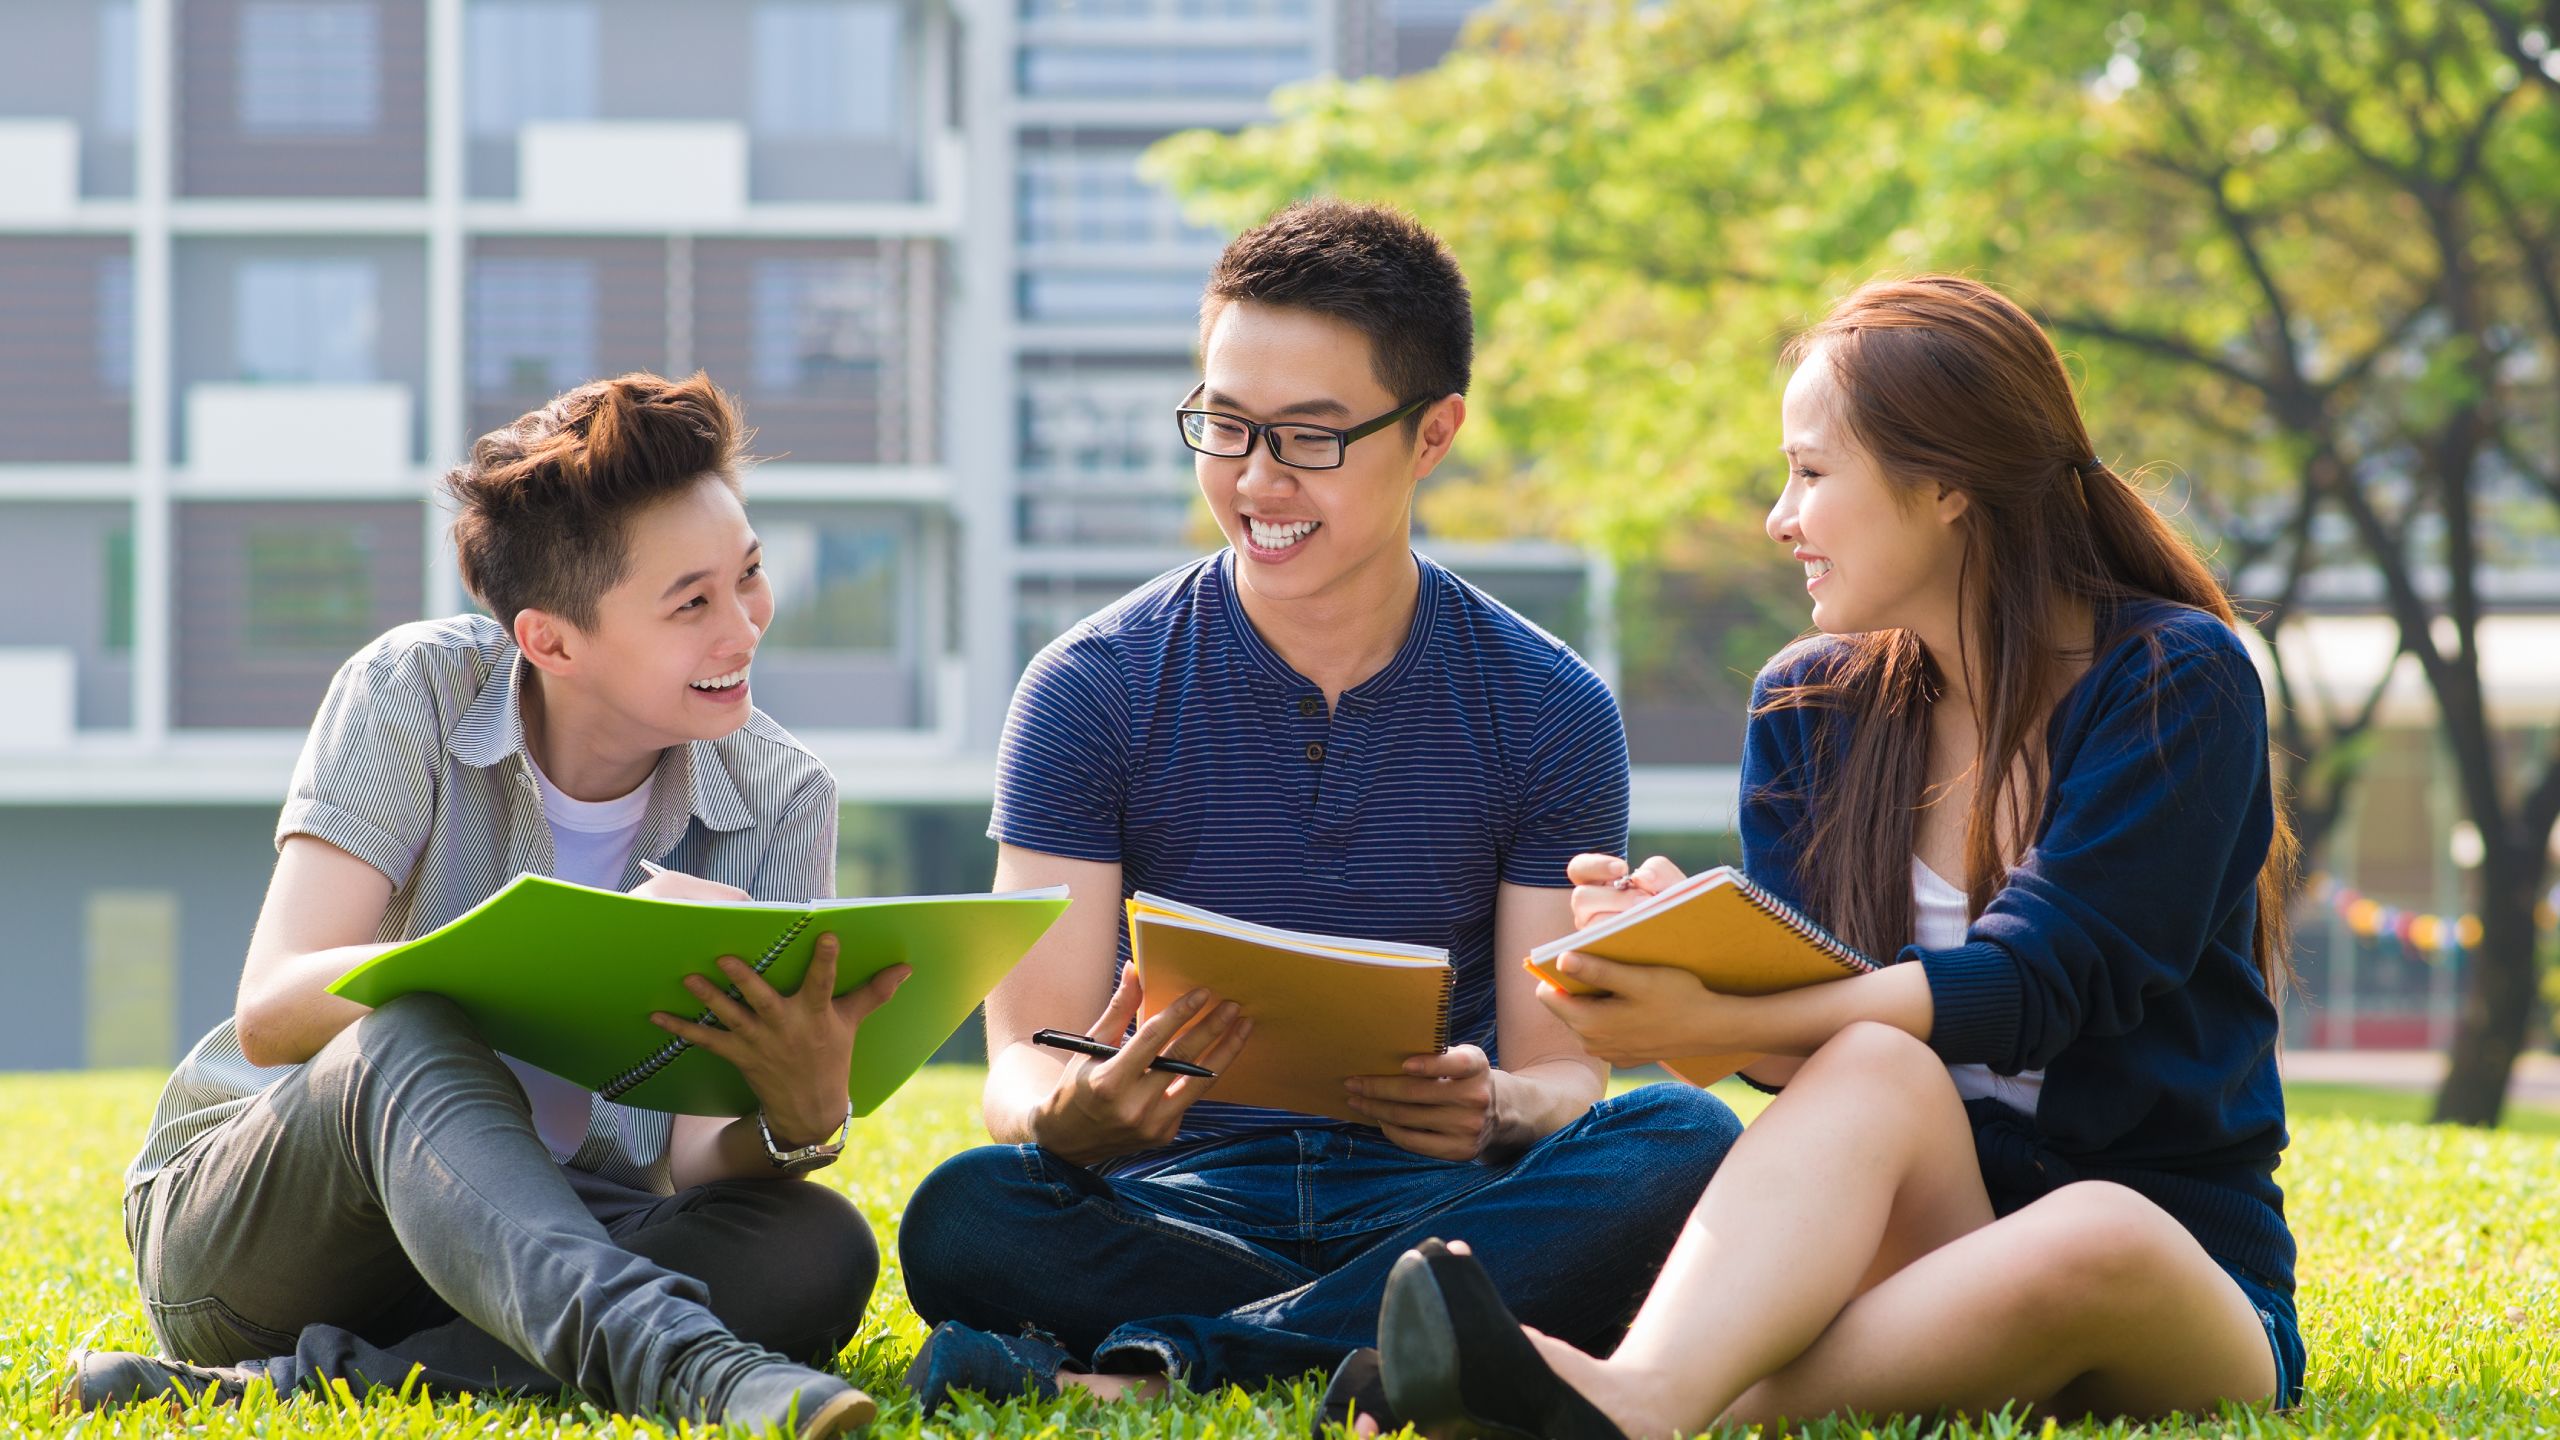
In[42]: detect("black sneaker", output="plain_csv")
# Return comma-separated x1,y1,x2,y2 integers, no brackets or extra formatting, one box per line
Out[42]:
55,1348,272,1412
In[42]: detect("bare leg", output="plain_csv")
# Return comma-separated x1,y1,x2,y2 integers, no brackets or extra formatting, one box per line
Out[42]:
1057,1372,1168,1402
1525,1022,1996,1438
1729,1180,2276,1423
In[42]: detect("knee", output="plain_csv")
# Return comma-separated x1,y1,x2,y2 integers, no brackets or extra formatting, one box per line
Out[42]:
1596,1082,1743,1176
1802,1020,1947,1092
896,1146,1038,1322
728,1183,879,1360
350,992,482,1065
303,993,491,1107
2009,1182,2192,1317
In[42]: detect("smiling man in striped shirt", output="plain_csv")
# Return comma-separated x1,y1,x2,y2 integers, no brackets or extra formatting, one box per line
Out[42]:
897,201,1743,1424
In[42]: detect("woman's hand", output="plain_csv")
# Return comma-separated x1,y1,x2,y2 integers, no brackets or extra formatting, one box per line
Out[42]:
1345,1045,1503,1161
631,868,751,903
1531,950,1758,1068
647,933,909,1146
1565,852,1688,931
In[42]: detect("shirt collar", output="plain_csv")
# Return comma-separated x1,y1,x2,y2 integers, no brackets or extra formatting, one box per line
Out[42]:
448,645,758,836
1212,548,1442,701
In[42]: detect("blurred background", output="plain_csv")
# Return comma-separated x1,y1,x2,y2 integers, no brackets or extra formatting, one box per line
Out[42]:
0,0,2553,1122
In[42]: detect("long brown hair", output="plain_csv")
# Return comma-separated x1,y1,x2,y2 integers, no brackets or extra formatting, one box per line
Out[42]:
1763,276,2298,997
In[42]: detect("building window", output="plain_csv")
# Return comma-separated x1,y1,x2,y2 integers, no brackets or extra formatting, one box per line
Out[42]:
1020,0,1312,19
245,525,378,652
237,1,382,136
1018,269,1204,326
752,257,890,394
96,252,133,392
465,0,598,137
234,258,379,382
1020,376,1191,477
469,257,596,396
753,1,901,139
760,518,906,652
1019,151,1220,249
98,0,139,139
1017,42,1313,97
104,527,135,656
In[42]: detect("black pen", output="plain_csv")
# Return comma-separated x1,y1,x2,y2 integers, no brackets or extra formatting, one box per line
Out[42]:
1032,1028,1218,1079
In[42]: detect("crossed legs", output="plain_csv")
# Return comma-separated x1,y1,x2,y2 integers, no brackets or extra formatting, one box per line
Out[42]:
1528,1022,2277,1436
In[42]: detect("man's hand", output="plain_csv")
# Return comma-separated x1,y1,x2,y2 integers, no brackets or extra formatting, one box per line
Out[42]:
647,933,909,1146
1029,966,1252,1168
1344,1044,1504,1161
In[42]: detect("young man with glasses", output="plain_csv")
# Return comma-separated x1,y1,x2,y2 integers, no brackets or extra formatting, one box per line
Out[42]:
895,201,1742,1423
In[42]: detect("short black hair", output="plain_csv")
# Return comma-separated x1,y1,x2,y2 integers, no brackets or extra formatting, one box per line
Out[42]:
444,370,748,631
1201,199,1472,424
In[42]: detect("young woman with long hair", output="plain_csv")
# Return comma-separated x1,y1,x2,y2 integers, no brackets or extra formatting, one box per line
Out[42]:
1370,276,2306,1437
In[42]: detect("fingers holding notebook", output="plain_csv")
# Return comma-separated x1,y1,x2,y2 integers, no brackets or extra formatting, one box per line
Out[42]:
1033,968,1253,1165
1343,1044,1498,1161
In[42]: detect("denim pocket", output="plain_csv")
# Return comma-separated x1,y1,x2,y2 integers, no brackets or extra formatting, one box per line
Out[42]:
143,1293,298,1365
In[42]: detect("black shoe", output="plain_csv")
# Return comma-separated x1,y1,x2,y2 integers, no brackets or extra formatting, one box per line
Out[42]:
902,1321,1073,1412
54,1348,271,1412
1377,1240,1628,1440
1314,1347,1394,1437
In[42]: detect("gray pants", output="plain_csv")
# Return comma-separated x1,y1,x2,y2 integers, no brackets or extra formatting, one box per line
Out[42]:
124,994,877,1410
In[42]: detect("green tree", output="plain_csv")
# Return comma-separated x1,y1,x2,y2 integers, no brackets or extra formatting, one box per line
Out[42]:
1150,0,2560,1123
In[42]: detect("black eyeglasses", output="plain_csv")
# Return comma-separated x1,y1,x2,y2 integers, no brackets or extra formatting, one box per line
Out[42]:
1174,386,1431,471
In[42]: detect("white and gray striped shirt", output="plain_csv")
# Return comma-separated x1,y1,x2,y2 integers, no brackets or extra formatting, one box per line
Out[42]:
127,614,840,1195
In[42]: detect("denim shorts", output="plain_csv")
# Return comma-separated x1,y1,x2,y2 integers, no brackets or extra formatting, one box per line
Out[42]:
2217,1260,2306,1410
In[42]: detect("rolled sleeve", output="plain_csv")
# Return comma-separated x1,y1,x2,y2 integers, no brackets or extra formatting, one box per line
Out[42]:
749,768,840,902
275,645,442,890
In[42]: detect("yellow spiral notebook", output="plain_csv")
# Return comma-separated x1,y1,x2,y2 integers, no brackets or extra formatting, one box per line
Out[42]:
1523,866,1875,1084
1126,892,1452,1123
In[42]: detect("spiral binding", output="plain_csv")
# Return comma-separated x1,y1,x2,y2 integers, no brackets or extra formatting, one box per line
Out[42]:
1729,872,1874,974
599,914,813,1103
1428,965,1455,1052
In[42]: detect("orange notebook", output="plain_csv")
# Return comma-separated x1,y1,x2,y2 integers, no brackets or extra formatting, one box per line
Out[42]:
1127,892,1452,1124
1524,867,1874,1084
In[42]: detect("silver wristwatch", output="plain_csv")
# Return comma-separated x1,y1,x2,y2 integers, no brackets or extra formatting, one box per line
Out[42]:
757,1108,848,1174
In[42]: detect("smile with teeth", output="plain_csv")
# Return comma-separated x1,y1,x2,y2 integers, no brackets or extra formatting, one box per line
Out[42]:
1804,558,1835,583
689,665,750,692
1247,517,1320,550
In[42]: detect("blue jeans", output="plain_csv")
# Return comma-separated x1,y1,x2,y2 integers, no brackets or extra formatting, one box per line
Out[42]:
898,1082,1740,1389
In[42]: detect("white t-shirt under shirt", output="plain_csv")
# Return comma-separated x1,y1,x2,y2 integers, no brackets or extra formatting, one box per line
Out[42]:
503,755,654,1160
1913,857,2043,1116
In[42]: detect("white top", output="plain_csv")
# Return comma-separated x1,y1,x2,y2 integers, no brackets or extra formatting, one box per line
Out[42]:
1914,857,2042,1116
508,754,657,1160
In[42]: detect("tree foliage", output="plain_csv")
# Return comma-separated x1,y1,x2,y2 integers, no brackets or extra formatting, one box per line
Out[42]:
1149,0,2560,1123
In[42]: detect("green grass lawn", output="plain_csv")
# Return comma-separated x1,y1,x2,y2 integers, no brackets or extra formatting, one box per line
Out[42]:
3,1069,2555,1437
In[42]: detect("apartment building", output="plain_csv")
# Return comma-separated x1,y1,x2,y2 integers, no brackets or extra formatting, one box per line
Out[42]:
1,0,1720,1071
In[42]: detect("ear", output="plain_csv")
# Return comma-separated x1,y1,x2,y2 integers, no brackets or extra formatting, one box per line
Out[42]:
1408,394,1468,483
513,607,579,678
1934,484,1972,527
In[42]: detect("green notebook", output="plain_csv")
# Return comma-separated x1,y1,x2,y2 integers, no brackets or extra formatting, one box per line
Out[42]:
329,874,1067,1116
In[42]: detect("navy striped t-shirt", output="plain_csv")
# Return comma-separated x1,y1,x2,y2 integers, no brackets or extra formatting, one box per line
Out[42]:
990,549,1631,1173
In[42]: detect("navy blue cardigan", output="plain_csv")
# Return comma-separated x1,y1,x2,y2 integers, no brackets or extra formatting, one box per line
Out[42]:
1739,600,2294,1295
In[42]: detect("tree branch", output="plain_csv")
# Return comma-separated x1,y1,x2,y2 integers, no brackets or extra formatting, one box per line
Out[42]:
2047,312,2272,396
